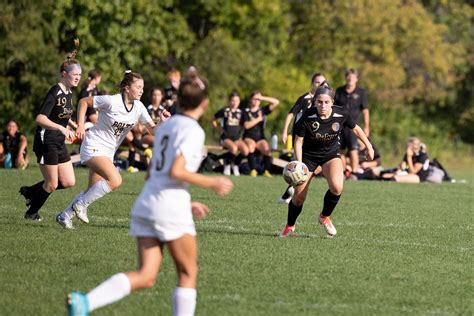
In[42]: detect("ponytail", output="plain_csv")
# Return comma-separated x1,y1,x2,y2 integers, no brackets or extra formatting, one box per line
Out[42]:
60,38,81,73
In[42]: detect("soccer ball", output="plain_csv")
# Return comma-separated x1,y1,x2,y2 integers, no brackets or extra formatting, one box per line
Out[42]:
283,161,309,186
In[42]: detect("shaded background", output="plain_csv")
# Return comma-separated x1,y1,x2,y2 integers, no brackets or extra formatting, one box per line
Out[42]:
0,0,472,163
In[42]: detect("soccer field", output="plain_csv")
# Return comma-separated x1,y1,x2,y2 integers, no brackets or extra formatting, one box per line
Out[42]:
0,167,472,315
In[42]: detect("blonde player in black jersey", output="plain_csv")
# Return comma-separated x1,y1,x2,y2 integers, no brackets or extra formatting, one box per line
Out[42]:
67,75,233,316
19,40,81,221
279,84,374,237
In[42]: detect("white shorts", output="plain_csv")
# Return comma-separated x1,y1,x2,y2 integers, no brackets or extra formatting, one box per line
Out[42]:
80,142,114,164
129,215,196,242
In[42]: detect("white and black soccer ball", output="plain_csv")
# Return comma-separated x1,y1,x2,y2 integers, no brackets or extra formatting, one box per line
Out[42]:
283,161,309,186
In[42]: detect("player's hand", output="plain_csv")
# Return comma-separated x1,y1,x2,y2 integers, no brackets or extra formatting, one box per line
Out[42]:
281,133,287,145
211,176,233,196
160,109,171,122
76,125,86,140
191,201,210,219
365,146,375,161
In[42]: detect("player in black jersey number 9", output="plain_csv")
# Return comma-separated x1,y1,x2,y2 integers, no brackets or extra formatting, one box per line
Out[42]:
279,85,374,237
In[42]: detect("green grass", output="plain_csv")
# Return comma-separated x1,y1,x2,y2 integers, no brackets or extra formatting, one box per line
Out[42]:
0,166,472,315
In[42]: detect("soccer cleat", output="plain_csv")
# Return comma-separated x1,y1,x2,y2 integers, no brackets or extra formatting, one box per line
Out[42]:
279,224,295,237
127,166,139,173
277,186,295,204
67,291,89,316
231,164,240,176
56,212,74,229
24,212,42,221
250,169,258,177
319,214,337,236
19,186,32,207
223,164,231,176
144,148,153,159
263,170,273,178
73,202,89,224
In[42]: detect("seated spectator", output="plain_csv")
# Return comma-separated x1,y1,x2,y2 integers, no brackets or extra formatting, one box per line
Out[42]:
0,119,28,169
242,91,280,177
347,140,382,180
211,92,249,176
380,137,429,183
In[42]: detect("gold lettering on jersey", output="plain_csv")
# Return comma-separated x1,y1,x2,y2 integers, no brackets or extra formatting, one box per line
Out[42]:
56,97,67,107
314,133,338,141
311,121,320,132
112,121,134,136
58,107,73,119
331,122,340,132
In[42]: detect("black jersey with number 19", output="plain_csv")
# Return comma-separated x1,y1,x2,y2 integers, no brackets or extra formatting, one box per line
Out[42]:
34,84,74,146
294,105,355,161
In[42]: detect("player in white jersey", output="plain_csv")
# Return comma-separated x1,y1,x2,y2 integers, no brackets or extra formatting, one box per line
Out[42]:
56,71,157,229
67,75,233,316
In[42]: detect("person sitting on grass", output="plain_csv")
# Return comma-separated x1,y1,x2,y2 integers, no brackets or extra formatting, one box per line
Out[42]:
0,119,29,170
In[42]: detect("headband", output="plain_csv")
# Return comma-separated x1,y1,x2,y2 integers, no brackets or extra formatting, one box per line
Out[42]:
315,86,335,99
64,63,82,73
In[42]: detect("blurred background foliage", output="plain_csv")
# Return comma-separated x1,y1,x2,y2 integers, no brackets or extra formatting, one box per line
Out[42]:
0,0,472,164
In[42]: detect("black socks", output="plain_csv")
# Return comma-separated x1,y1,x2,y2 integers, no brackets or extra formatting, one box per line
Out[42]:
26,186,50,215
287,200,303,226
321,190,341,217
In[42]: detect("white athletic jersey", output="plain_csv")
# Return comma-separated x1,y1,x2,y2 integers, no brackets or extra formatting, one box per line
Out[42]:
82,94,152,154
131,114,205,222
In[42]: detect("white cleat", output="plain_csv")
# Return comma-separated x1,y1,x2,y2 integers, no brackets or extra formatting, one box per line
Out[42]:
56,212,74,229
73,202,89,224
277,186,294,204
319,215,337,236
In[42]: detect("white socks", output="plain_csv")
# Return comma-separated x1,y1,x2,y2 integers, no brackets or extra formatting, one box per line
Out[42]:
79,180,112,207
172,287,197,316
86,273,131,312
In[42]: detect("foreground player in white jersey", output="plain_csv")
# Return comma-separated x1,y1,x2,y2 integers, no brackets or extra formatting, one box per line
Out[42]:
67,75,233,316
56,71,156,229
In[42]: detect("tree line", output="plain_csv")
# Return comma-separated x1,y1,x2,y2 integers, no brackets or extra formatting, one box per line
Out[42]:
1,0,472,157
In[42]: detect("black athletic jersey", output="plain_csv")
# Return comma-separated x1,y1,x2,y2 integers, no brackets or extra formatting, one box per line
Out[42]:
79,86,99,119
214,107,243,140
1,131,23,155
35,84,74,144
147,104,165,124
164,84,178,102
294,105,356,159
289,92,313,129
334,86,368,123
358,143,381,162
242,105,272,140
404,151,429,179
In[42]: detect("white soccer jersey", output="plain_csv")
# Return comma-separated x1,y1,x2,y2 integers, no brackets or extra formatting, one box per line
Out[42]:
81,94,152,158
131,114,205,224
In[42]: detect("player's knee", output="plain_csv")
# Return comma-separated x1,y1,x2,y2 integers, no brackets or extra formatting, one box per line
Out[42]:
330,186,343,196
108,176,122,190
60,179,75,188
44,182,58,192
292,194,306,206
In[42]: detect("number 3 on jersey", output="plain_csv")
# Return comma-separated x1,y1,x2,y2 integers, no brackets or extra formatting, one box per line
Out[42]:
155,135,169,171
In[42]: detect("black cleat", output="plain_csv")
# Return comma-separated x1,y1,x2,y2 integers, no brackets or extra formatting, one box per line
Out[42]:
24,212,42,221
19,186,32,207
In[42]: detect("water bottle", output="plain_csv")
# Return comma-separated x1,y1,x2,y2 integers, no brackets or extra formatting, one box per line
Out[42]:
271,134,278,150
285,134,293,151
4,152,12,169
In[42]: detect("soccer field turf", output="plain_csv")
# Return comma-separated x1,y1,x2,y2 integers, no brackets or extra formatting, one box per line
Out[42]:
0,167,472,315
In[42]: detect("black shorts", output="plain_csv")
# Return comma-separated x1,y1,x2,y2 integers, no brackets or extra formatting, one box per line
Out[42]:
34,142,70,165
302,153,341,172
340,127,358,151
221,134,240,142
243,133,265,142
